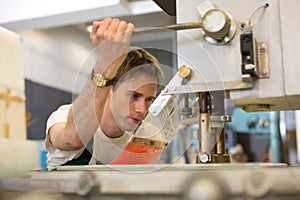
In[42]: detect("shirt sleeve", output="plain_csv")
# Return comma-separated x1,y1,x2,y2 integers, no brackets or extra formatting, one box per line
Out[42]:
45,104,84,170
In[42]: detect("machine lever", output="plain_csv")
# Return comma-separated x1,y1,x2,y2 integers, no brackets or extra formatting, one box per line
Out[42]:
134,8,236,45
134,21,202,33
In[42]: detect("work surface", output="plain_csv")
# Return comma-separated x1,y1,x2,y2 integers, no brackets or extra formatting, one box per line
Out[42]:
2,163,300,199
56,162,287,171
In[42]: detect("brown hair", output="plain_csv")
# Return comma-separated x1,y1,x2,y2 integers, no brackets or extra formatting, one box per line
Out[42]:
112,48,164,91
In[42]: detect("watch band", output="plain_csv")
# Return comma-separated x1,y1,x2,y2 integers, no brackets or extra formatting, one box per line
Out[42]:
105,77,115,86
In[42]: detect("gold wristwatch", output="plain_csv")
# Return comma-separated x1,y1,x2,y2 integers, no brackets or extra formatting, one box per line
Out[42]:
91,69,114,88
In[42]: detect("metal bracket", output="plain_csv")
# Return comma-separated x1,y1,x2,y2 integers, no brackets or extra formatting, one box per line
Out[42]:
257,42,269,78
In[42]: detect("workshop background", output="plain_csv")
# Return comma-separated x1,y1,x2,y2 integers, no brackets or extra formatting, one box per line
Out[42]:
1,0,300,171
1,1,300,196
0,0,179,172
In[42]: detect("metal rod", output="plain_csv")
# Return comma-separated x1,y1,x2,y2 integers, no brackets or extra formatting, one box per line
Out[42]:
216,129,226,154
198,92,212,153
1,171,98,196
134,21,202,33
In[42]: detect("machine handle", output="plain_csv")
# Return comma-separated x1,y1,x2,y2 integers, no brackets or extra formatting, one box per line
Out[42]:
134,21,202,33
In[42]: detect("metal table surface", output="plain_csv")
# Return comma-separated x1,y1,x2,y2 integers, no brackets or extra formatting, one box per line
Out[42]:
1,163,300,200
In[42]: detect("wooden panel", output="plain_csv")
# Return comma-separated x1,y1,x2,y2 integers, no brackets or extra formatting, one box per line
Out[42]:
0,26,26,139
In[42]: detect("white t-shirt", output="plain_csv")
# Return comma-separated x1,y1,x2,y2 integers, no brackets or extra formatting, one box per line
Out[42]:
45,104,131,170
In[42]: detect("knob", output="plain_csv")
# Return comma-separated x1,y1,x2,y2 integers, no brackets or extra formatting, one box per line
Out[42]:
201,9,236,44
178,65,191,79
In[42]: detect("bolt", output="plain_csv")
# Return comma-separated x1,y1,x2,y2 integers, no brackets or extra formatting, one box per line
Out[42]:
171,87,177,92
222,115,228,121
199,154,210,163
260,44,267,52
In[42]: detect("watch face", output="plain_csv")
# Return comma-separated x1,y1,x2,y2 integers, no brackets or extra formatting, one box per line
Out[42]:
93,74,107,87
